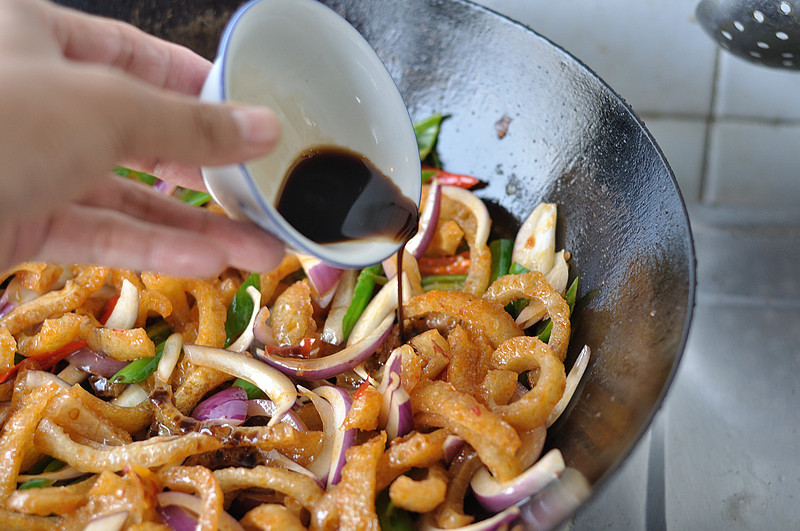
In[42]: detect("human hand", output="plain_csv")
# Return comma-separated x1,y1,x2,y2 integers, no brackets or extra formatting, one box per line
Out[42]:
0,0,284,277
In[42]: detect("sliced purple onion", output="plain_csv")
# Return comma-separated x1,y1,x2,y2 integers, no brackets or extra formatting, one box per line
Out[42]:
191,386,248,425
157,504,197,531
299,385,356,488
443,435,466,464
347,273,411,346
406,177,442,259
471,448,565,512
314,386,356,488
157,491,244,531
256,313,393,380
247,399,308,431
419,505,520,531
377,347,412,439
182,344,296,427
103,278,139,330
297,254,344,300
0,290,14,319
83,511,130,531
66,347,129,378
152,178,177,195
321,269,357,345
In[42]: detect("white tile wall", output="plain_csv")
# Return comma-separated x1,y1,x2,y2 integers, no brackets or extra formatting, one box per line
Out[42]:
473,0,800,209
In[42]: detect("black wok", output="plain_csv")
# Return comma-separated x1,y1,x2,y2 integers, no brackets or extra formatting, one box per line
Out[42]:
55,0,696,527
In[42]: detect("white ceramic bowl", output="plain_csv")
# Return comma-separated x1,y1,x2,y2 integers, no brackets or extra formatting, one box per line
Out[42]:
200,0,420,268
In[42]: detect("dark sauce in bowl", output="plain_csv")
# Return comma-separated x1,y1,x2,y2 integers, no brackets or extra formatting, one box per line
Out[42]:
276,146,418,245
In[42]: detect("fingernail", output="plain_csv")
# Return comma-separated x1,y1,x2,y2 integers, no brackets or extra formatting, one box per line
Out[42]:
232,107,281,146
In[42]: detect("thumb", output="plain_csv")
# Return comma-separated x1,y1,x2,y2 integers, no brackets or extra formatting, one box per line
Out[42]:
87,66,282,167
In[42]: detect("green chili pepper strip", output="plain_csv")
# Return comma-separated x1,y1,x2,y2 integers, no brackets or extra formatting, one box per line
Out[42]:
110,341,166,384
489,239,514,283
113,166,157,185
18,478,53,490
536,275,579,342
414,113,444,161
178,189,212,206
225,273,261,347
146,320,172,345
234,378,265,399
341,264,383,342
420,274,468,292
376,489,415,531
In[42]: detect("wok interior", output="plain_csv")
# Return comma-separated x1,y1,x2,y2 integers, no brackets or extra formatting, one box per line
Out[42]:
56,0,695,522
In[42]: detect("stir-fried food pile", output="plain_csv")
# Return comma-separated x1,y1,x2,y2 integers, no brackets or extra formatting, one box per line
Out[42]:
0,115,589,530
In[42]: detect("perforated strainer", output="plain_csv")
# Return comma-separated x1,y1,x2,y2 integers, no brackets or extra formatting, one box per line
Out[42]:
696,0,800,69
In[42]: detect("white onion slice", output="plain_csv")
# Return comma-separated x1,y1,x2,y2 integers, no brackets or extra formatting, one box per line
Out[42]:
183,345,296,427
512,202,557,274
156,333,184,384
56,364,89,385
83,511,129,531
157,491,244,531
547,345,591,427
314,385,356,487
545,250,569,294
443,435,465,464
471,448,565,512
17,464,86,483
253,307,275,346
321,269,357,345
263,449,318,480
298,385,356,487
419,505,521,531
227,286,261,353
104,279,139,330
347,273,411,346
111,383,149,407
257,313,393,380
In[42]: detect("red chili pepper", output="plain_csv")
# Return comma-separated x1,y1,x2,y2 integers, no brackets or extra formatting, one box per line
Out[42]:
422,166,483,189
470,405,482,416
418,251,471,275
263,337,319,359
99,295,120,325
0,340,88,384
354,379,372,399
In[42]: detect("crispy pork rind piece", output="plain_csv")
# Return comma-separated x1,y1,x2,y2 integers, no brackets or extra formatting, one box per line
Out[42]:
140,273,193,330
489,336,566,431
0,508,60,530
403,290,522,349
159,466,223,531
0,328,15,373
65,381,153,434
375,429,449,491
388,463,448,513
55,466,161,529
14,313,81,357
241,503,307,531
444,325,493,400
33,418,221,473
6,475,97,516
311,431,387,531
213,466,324,512
171,279,230,413
271,279,317,346
45,387,133,446
0,265,108,335
438,186,493,296
427,218,464,257
0,263,64,293
410,379,521,482
342,382,382,431
260,253,302,304
0,381,60,499
483,271,571,362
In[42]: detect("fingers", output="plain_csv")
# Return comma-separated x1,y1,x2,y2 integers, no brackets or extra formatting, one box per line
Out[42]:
79,176,286,273
0,197,285,278
42,0,211,96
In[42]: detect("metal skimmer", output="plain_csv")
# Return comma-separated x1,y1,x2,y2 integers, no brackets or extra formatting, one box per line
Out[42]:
696,0,800,69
